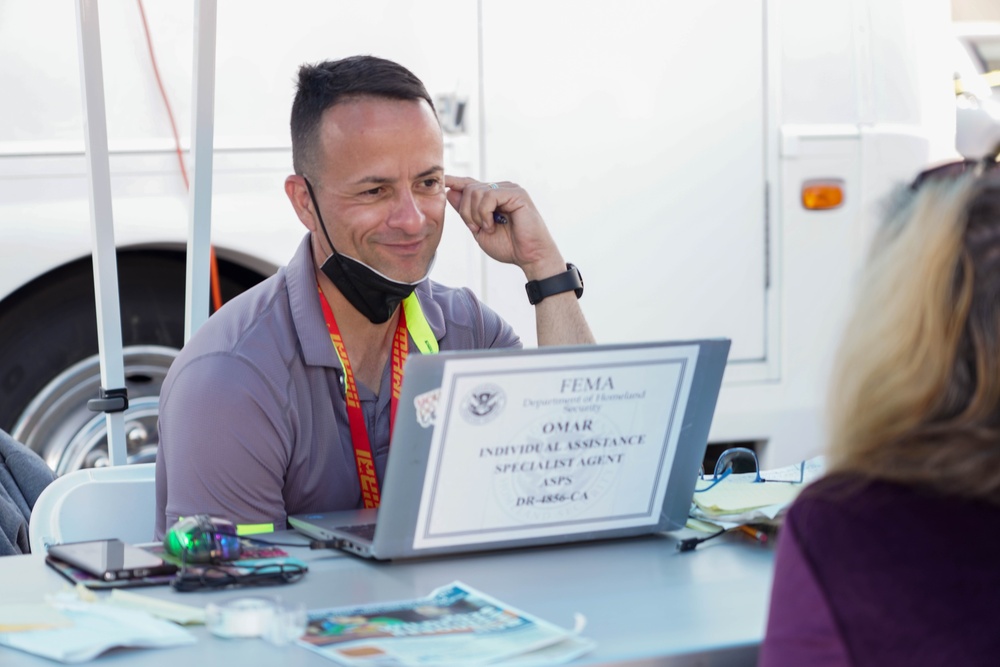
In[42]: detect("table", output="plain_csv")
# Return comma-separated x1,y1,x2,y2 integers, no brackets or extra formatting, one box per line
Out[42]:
0,531,775,666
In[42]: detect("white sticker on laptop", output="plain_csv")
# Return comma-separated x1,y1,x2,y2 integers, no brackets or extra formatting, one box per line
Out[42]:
413,388,440,428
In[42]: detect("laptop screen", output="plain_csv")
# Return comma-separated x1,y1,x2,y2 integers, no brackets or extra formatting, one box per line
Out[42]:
390,341,726,551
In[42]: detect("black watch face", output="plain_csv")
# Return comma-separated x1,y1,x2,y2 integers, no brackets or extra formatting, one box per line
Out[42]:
525,281,543,305
526,264,582,305
569,264,583,289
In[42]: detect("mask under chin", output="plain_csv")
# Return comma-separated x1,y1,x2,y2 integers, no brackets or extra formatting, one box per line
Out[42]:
320,252,429,324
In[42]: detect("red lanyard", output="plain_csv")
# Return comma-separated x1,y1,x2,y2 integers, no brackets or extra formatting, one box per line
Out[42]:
317,285,409,509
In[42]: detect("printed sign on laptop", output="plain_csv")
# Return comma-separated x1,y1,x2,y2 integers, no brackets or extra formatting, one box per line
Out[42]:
413,344,697,550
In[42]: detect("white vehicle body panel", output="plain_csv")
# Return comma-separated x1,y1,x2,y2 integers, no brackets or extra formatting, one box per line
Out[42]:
0,0,956,469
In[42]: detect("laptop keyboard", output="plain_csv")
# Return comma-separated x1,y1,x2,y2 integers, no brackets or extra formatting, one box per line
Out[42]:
338,523,376,540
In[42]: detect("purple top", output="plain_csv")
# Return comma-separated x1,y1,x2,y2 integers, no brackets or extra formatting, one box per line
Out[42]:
154,234,520,538
760,472,1000,666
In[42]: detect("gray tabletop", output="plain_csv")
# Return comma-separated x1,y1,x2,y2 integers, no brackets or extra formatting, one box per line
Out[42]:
0,532,774,666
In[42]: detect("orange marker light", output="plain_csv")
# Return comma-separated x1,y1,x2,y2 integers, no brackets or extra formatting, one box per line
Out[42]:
801,180,844,210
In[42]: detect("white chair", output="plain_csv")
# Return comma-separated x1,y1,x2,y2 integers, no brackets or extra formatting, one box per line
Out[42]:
28,463,156,553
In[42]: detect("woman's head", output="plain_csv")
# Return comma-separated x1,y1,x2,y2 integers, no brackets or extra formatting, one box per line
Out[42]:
827,168,1000,501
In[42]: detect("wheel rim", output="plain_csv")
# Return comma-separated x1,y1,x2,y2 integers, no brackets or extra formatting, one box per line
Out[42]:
11,346,178,475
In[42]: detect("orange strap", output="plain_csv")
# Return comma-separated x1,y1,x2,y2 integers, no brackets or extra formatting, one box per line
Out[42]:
317,286,410,508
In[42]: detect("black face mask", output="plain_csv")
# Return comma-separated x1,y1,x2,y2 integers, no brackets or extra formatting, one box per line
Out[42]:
304,179,430,324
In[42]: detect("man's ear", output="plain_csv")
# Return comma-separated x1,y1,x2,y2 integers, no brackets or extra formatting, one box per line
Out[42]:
285,175,317,232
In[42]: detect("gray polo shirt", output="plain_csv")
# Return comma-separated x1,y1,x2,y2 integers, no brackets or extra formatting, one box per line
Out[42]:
154,234,520,538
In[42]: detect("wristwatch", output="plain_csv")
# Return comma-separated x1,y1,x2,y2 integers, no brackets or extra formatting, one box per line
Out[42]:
525,263,584,305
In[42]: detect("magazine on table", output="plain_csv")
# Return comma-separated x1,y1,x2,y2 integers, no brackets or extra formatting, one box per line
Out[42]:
297,581,595,666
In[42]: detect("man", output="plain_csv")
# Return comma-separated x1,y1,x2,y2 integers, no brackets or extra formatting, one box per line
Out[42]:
154,56,593,539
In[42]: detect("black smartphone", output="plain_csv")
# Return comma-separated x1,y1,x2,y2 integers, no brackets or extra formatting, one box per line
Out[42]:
47,539,178,581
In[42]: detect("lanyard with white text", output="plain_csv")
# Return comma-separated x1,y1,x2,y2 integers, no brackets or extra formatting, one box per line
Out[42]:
318,286,438,508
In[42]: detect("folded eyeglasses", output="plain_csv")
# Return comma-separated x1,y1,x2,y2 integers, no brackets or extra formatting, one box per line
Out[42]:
695,446,805,493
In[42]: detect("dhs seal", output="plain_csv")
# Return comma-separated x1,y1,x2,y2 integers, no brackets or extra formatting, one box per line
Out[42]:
461,383,506,425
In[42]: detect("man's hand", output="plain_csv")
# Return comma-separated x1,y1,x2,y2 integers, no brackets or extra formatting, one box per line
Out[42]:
445,176,566,281
445,175,595,346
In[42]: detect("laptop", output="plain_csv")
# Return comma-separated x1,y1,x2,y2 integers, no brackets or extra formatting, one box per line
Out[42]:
289,339,730,560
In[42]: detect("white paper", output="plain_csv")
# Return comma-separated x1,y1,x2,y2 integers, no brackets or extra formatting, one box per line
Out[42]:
414,345,698,549
690,456,827,522
0,604,72,632
0,600,195,663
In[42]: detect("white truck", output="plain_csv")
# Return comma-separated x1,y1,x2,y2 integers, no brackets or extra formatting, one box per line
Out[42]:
0,0,957,474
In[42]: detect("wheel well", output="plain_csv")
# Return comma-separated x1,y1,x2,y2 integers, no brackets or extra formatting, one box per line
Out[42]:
0,249,267,434
0,247,268,326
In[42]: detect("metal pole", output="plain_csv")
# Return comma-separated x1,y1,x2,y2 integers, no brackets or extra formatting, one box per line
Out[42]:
184,0,218,341
75,0,127,466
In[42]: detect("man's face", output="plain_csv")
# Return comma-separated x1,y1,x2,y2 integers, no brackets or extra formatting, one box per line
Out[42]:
309,96,446,284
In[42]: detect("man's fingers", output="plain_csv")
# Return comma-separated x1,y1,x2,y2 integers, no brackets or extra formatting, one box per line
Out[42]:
447,182,482,233
444,174,475,191
447,175,515,230
477,196,500,230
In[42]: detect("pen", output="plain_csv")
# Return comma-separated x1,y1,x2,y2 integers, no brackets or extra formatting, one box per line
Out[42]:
493,212,509,225
737,524,768,544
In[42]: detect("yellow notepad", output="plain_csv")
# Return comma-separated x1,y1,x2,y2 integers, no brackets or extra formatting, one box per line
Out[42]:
692,480,802,516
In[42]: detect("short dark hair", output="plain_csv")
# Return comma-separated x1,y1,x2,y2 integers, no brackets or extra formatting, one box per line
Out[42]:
290,55,436,177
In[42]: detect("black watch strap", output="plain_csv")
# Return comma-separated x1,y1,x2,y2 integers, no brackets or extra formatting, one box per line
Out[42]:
525,263,584,305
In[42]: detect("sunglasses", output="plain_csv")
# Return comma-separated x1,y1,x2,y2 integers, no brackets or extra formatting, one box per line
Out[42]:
909,157,1000,191
694,446,805,494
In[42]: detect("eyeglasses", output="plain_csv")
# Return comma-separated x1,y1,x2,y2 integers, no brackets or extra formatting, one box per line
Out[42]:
694,446,805,493
909,157,1000,191
172,561,307,592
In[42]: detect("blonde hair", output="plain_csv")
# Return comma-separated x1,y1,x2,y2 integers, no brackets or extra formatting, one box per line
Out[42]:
826,171,1000,502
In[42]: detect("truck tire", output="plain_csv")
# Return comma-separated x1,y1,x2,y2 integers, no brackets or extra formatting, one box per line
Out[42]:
0,251,263,474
